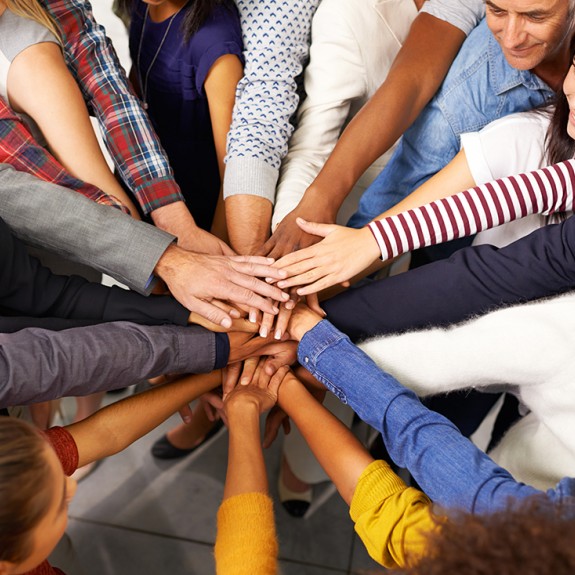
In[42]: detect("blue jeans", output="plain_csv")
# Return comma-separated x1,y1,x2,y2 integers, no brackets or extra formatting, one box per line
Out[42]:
348,19,554,228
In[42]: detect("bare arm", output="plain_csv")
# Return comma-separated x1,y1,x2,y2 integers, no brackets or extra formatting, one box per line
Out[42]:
265,14,467,258
68,370,222,468
7,42,140,218
204,54,244,246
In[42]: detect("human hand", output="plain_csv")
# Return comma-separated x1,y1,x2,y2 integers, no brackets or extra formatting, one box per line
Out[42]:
274,219,381,295
224,361,289,417
151,201,235,256
155,245,289,328
287,303,324,341
260,205,333,261
188,305,258,333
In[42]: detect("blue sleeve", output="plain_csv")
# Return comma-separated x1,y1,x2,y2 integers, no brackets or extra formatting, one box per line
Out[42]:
324,216,575,342
298,320,547,514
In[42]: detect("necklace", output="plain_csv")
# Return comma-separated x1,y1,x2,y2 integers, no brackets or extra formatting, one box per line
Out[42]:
136,5,183,110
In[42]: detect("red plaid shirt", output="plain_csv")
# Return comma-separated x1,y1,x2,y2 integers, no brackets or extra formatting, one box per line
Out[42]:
0,98,128,212
3,0,184,214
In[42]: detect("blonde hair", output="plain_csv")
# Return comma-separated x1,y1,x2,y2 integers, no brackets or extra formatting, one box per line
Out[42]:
6,0,62,43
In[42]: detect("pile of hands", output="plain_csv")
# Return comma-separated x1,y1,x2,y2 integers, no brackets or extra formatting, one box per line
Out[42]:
188,301,327,445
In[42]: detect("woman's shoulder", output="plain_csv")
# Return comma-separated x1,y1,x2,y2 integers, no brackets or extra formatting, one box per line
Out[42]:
0,9,58,63
186,3,242,53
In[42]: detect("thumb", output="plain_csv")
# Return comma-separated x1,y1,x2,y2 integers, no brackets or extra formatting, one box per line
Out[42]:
296,218,336,238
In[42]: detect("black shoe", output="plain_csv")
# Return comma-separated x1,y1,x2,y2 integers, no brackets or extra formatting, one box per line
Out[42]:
151,419,225,460
278,464,312,518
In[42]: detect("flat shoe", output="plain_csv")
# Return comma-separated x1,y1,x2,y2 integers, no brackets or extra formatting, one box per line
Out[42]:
278,468,312,518
151,419,225,460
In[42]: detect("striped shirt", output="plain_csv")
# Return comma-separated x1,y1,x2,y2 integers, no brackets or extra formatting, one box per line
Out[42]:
368,159,575,261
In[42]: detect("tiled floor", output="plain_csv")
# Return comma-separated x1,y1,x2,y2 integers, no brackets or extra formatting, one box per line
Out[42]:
52,393,385,574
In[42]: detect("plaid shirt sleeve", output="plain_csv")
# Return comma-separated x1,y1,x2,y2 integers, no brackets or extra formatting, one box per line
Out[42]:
41,0,185,214
0,96,129,213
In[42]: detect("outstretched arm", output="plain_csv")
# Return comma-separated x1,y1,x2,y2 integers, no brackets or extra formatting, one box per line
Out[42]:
275,159,575,295
67,370,221,467
290,312,545,514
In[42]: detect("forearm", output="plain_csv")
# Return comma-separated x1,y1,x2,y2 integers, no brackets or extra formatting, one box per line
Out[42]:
278,375,373,505
305,13,466,215
69,370,222,467
224,403,268,498
224,0,319,200
298,320,542,513
225,195,272,254
0,164,173,293
368,159,575,262
0,216,188,324
0,322,218,406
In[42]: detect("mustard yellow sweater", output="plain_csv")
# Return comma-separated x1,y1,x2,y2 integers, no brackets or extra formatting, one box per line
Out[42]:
215,492,278,574
350,460,436,568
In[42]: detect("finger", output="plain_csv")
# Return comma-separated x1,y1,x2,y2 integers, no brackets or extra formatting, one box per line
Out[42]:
263,406,288,448
274,247,320,273
273,299,295,340
259,307,275,338
220,242,236,257
223,362,242,398
224,274,289,309
305,292,325,317
188,297,235,329
178,403,193,424
248,307,260,324
295,217,336,238
268,365,290,396
229,259,287,281
240,356,259,386
282,417,291,435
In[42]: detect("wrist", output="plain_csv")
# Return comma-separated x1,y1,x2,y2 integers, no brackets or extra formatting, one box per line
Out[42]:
226,398,261,423
298,185,339,223
151,201,197,237
290,311,322,342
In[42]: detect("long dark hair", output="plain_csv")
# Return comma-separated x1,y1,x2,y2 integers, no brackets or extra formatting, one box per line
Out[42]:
545,35,575,164
118,0,236,41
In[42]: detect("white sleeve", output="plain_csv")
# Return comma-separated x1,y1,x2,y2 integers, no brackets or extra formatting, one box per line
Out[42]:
420,0,485,35
272,0,367,228
357,293,575,397
461,111,550,185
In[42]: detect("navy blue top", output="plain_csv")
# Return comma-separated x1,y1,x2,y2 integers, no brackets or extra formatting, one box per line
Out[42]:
130,1,243,229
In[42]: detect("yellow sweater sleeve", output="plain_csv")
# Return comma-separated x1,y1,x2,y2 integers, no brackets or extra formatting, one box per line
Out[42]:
214,492,278,575
350,460,435,569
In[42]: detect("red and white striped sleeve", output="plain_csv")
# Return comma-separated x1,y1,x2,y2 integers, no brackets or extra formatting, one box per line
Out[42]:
367,159,575,261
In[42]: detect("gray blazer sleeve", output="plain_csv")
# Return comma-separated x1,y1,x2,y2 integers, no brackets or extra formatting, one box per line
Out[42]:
0,164,175,294
0,322,218,406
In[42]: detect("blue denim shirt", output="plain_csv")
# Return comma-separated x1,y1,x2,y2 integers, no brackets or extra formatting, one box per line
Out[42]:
348,18,555,228
298,320,575,513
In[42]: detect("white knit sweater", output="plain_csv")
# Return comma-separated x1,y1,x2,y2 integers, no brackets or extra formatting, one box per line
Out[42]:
358,292,575,490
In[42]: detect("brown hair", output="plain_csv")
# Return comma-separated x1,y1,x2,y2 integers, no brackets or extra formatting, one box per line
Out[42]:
6,0,62,43
407,497,575,575
545,34,575,164
0,418,53,564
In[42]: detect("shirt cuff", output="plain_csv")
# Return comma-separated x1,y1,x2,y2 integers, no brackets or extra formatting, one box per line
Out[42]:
223,158,279,202
134,176,185,215
214,333,230,369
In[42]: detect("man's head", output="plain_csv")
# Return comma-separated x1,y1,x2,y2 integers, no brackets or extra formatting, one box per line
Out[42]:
485,0,574,78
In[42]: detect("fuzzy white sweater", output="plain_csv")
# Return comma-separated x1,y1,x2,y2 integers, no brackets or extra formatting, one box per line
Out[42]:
358,292,575,490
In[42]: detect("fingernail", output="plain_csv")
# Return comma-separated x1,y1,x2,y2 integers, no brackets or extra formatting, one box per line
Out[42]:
277,281,286,288
275,329,282,340
183,416,192,424
260,326,268,338
221,317,232,329
272,306,279,314
240,378,250,386
281,292,289,300
249,311,257,323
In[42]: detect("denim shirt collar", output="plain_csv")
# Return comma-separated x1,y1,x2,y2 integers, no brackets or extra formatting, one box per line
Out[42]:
488,32,553,95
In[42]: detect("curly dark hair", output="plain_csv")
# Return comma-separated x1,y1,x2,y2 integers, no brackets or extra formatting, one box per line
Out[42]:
406,497,575,575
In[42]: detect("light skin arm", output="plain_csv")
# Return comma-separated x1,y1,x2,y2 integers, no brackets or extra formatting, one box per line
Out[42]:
67,370,222,468
204,54,244,244
262,13,467,259
7,42,140,219
274,149,475,294
278,371,373,505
